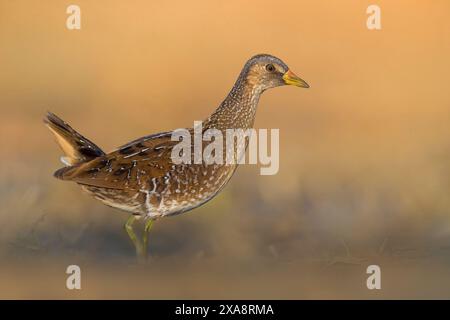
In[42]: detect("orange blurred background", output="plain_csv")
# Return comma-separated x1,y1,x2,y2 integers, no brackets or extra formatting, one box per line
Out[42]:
0,0,449,298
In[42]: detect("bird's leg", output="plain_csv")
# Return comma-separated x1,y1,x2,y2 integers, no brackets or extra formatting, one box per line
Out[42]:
124,215,145,260
142,218,154,260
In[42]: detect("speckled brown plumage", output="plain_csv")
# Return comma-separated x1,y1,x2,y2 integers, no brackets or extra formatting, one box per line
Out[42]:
45,54,309,222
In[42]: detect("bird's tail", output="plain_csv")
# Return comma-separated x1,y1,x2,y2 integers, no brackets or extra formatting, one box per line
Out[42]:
44,112,105,178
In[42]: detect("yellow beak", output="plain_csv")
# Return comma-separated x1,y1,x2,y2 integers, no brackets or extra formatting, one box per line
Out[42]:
282,70,310,88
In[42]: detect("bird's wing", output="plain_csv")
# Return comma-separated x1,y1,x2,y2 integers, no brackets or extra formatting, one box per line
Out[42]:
56,131,182,190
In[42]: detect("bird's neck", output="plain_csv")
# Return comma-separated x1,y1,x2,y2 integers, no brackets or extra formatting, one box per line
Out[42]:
204,75,263,131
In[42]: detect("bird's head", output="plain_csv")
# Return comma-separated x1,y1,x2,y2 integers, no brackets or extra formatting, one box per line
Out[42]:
242,54,309,91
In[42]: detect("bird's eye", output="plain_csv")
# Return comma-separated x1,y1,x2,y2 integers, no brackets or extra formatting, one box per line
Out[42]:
265,64,275,72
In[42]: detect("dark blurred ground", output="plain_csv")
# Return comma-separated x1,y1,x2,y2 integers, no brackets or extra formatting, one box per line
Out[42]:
0,0,449,298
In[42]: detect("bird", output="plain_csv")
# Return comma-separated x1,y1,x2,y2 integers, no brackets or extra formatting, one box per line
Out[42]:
44,54,309,259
